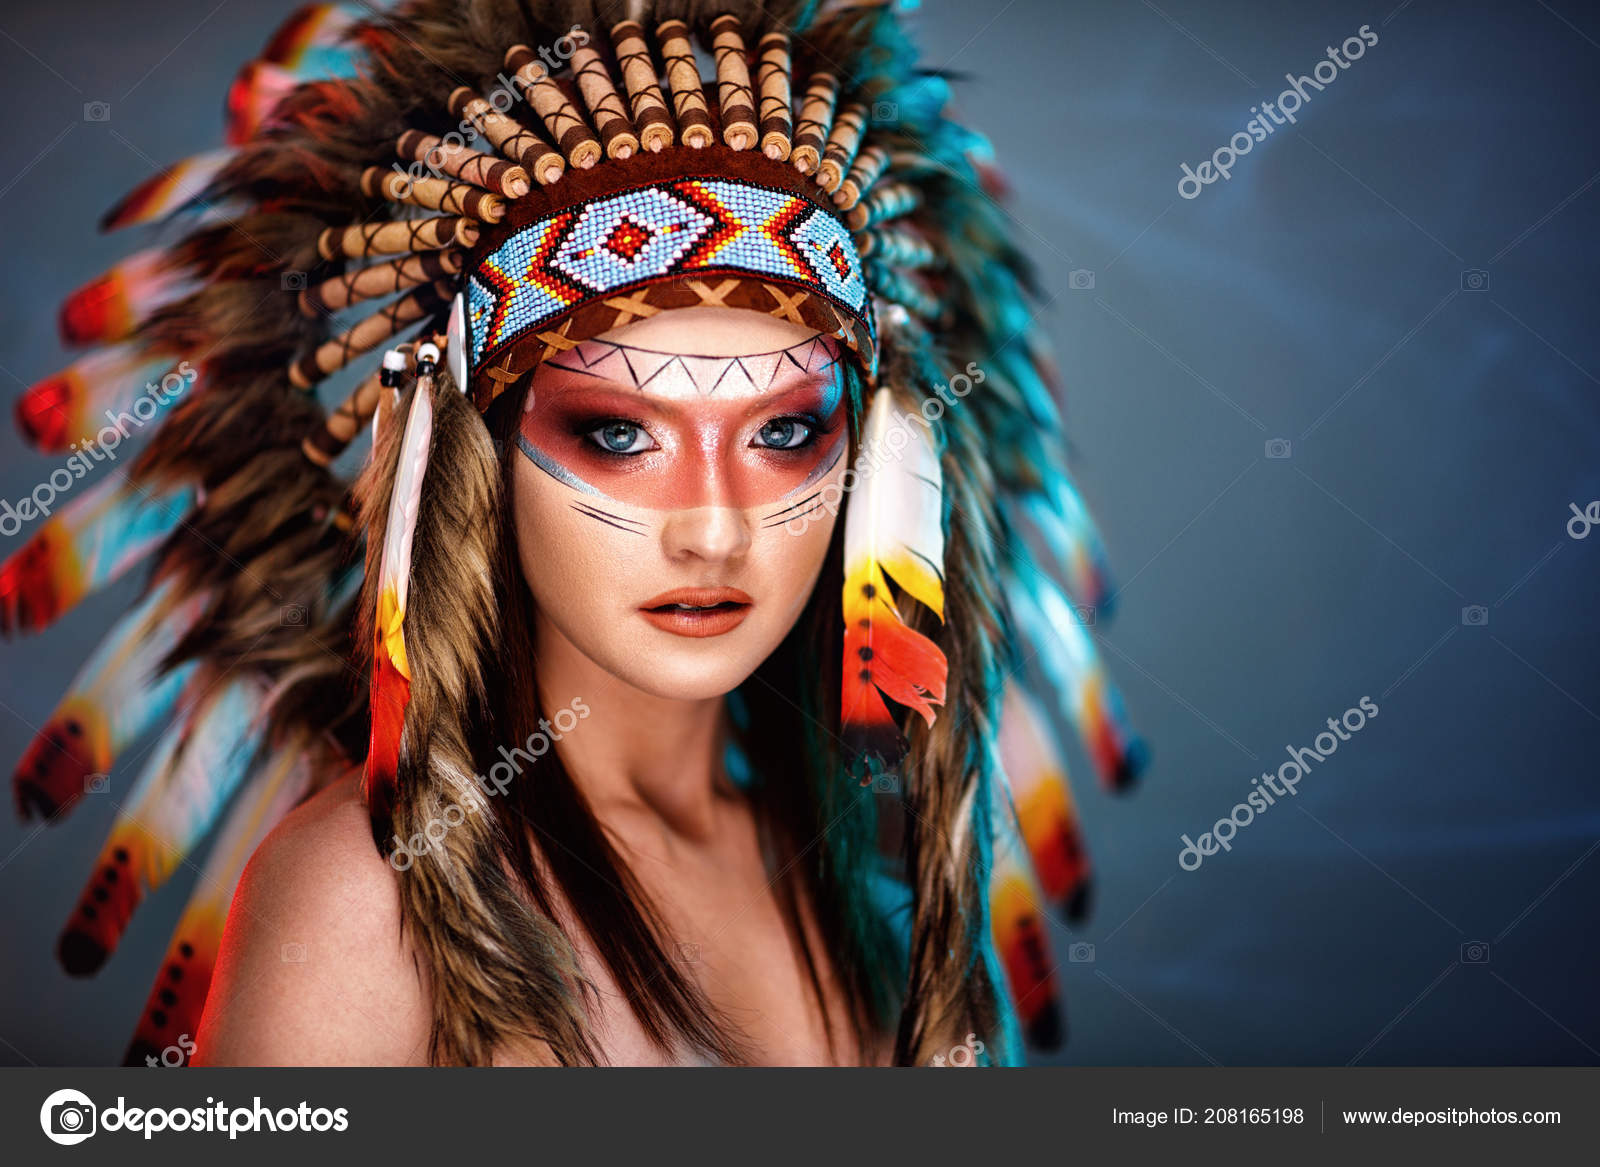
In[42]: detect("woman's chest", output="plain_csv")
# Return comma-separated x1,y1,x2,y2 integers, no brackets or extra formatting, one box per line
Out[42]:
568,857,877,1065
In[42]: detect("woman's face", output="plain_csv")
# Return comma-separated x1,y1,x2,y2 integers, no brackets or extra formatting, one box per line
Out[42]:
510,307,849,700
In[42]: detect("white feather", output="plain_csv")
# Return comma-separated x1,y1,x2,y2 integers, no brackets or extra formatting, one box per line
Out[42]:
378,377,435,614
117,677,266,886
843,388,945,616
447,292,468,392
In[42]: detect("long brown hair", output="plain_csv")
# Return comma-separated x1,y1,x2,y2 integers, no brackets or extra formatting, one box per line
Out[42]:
360,364,915,1064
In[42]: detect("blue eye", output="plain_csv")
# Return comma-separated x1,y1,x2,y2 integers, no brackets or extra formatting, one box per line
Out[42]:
754,418,814,450
587,421,655,454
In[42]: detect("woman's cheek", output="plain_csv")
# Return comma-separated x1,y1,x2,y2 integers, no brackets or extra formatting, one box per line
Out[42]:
753,479,841,621
513,463,648,622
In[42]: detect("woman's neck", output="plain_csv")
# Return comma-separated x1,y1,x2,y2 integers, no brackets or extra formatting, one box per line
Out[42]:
531,617,730,843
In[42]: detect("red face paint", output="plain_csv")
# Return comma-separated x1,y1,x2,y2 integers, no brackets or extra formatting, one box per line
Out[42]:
516,335,848,513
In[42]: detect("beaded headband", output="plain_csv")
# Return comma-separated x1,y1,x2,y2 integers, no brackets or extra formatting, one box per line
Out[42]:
465,166,875,411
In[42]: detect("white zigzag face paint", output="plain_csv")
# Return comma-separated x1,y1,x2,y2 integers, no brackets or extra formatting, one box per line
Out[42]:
510,307,850,702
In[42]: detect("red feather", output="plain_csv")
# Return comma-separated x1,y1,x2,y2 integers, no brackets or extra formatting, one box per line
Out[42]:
364,642,409,799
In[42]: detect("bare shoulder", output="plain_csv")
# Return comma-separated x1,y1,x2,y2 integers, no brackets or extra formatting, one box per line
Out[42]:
192,773,431,1066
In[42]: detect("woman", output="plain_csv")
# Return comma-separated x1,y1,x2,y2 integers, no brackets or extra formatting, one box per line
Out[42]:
199,307,895,1066
6,0,1141,1066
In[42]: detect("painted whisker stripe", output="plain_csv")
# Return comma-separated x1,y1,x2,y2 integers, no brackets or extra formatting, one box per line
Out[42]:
572,500,646,527
762,490,823,521
764,497,825,527
569,503,647,535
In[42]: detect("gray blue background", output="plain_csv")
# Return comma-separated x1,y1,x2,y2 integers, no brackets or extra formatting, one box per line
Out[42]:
0,0,1595,1065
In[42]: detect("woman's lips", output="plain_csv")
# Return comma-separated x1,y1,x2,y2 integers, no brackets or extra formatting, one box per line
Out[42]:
638,587,754,638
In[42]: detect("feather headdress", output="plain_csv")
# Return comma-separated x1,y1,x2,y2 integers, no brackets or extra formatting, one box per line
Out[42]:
6,0,1145,1064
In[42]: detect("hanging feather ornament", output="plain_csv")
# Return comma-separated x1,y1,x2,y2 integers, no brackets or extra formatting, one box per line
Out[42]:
1020,479,1115,616
122,746,317,1066
840,388,948,770
0,477,192,636
226,62,303,145
989,799,1067,1050
1008,557,1146,791
258,3,365,75
446,292,468,392
998,683,1093,920
364,343,438,803
15,345,178,453
226,17,363,147
12,582,203,821
99,148,234,233
373,348,407,448
58,248,192,348
57,676,264,975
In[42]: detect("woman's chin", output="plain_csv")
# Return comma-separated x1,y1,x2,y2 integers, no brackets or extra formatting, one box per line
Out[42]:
602,637,773,703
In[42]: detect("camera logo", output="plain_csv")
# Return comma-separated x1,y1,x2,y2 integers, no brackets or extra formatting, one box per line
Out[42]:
1460,941,1490,964
40,1088,97,1145
1461,605,1489,627
1460,269,1490,292
1068,942,1096,963
1265,438,1292,459
1068,269,1095,291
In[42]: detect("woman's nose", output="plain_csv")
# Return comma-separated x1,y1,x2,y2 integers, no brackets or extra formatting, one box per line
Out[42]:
659,504,753,563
